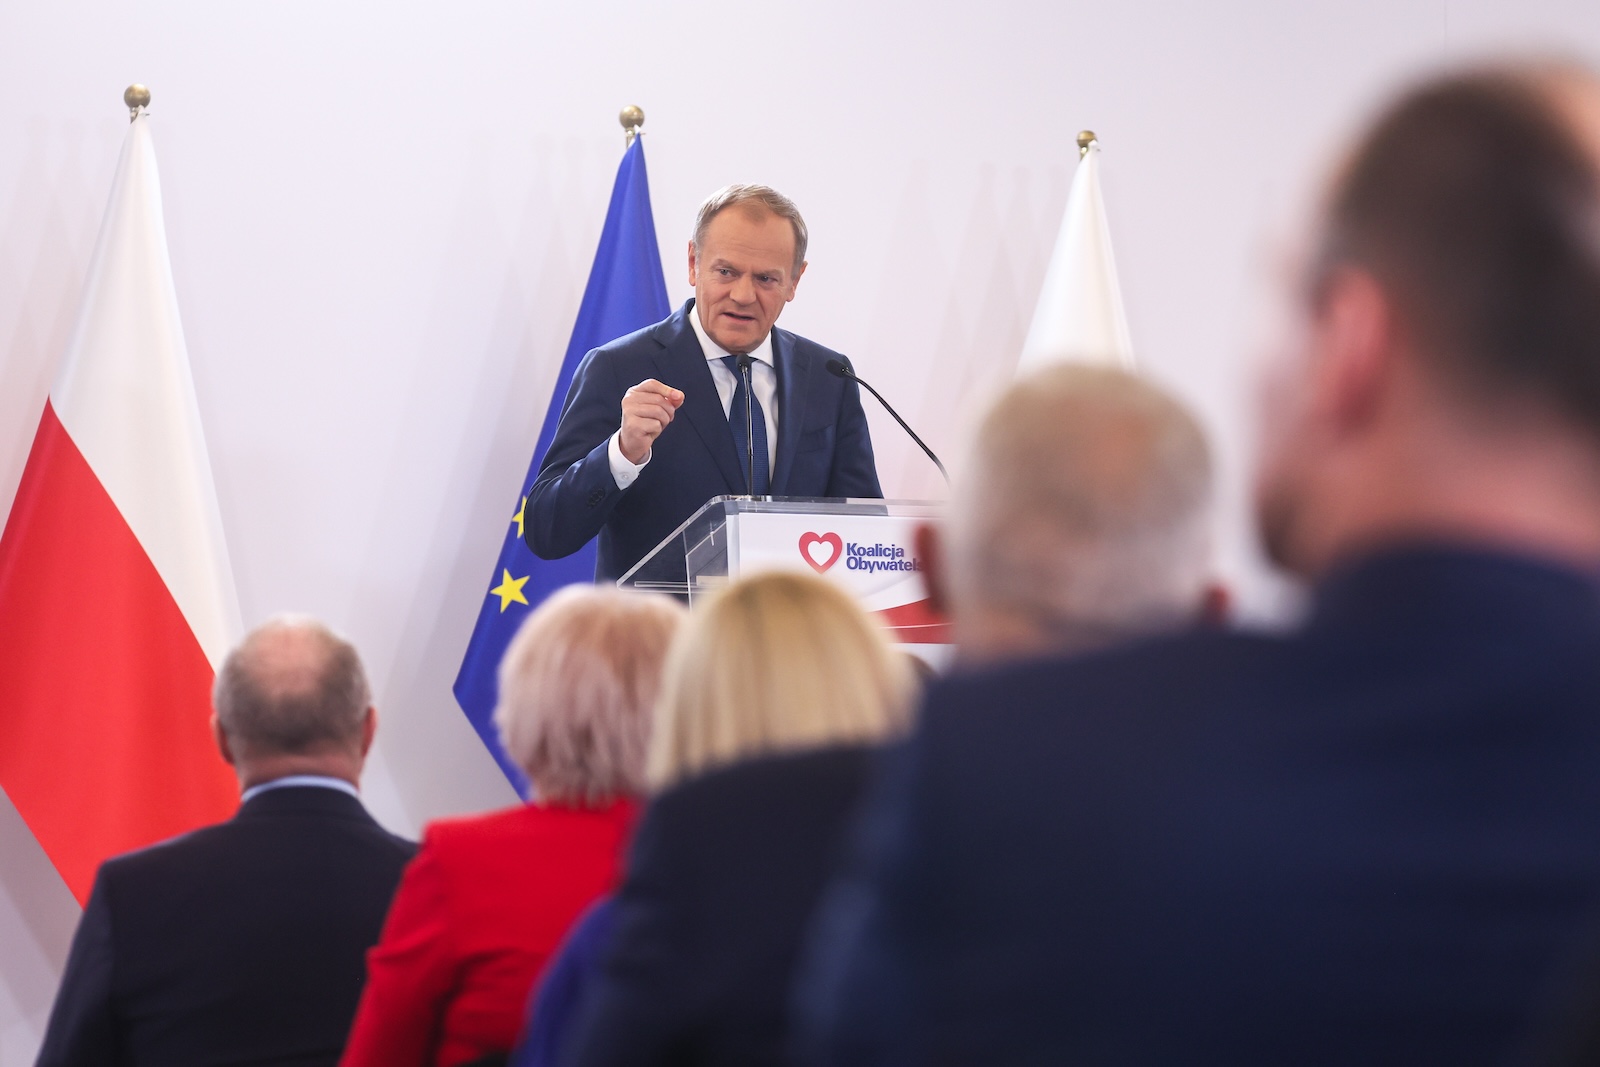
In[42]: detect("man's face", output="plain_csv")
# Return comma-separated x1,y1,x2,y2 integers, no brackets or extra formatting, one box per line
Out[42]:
689,206,806,353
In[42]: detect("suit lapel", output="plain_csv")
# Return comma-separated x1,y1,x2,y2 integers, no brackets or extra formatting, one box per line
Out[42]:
655,301,746,494
770,326,810,495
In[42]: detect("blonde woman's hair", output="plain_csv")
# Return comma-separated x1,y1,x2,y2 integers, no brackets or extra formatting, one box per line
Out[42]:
647,571,913,791
494,586,685,805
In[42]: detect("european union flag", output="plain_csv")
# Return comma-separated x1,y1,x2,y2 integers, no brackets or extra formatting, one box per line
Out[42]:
453,137,670,795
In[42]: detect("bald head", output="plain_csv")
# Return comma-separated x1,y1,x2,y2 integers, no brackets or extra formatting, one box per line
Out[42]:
937,365,1214,663
213,616,372,764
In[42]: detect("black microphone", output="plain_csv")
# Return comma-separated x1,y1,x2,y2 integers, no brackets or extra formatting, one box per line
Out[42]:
736,354,759,497
825,358,948,483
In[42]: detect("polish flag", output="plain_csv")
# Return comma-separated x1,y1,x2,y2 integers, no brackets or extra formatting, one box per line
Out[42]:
1017,134,1134,373
0,110,241,905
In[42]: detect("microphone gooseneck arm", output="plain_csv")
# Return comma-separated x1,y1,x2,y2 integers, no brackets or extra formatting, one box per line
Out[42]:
737,354,758,497
825,359,949,483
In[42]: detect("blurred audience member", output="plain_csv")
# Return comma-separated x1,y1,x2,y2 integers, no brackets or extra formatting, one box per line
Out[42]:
553,571,911,1067
917,363,1219,666
340,587,683,1067
794,62,1600,1064
36,616,414,1067
508,898,617,1067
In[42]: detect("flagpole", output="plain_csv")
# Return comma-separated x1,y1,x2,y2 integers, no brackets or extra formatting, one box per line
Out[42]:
620,104,644,146
125,83,150,122
0,77,243,903
1016,126,1133,371
454,100,670,793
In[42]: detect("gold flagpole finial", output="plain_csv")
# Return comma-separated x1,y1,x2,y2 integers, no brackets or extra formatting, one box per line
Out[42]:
1076,130,1098,159
124,84,151,123
620,105,645,147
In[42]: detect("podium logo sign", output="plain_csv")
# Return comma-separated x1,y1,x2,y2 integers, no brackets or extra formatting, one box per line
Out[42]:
841,541,919,574
798,532,843,573
797,532,925,576
734,511,947,649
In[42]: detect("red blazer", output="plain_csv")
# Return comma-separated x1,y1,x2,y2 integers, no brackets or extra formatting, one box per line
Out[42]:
340,798,637,1067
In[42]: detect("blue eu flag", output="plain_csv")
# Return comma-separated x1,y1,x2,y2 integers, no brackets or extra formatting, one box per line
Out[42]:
453,138,670,795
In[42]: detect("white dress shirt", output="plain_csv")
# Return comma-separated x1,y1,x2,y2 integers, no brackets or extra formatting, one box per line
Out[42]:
239,773,361,805
608,308,779,489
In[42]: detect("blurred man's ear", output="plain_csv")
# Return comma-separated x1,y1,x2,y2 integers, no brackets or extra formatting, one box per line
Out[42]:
359,707,377,759
1311,267,1397,436
211,715,237,767
1197,582,1232,629
915,522,950,617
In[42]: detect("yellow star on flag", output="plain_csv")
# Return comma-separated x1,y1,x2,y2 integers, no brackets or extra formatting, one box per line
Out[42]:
513,495,528,539
489,568,530,612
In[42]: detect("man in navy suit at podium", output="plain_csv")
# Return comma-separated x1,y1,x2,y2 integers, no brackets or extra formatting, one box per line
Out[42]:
525,184,882,583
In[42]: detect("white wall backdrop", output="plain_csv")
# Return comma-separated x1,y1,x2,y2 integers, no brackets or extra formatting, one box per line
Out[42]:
4,0,1600,1059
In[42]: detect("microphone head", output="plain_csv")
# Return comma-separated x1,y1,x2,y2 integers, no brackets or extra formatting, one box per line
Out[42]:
736,353,755,371
825,358,849,379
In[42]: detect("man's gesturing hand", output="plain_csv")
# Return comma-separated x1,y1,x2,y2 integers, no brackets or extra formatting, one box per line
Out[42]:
619,379,684,464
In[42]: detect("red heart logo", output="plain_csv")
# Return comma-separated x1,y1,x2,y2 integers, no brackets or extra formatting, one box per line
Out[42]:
799,532,843,573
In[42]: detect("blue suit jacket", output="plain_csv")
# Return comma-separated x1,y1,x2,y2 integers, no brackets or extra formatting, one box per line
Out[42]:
510,897,617,1067
525,300,882,583
794,546,1600,1065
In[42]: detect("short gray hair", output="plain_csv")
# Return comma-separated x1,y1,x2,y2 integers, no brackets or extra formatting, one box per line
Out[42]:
947,365,1214,645
213,615,371,758
494,586,685,805
692,184,809,272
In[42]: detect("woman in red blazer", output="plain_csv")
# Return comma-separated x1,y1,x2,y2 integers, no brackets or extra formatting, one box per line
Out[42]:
340,587,685,1067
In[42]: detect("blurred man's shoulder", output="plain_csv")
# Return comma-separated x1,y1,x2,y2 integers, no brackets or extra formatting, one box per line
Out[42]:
95,815,242,885
101,790,410,889
930,626,1280,725
419,803,535,851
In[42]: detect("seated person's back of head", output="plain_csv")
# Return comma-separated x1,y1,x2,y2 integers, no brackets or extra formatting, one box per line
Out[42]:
340,587,684,1067
922,363,1219,667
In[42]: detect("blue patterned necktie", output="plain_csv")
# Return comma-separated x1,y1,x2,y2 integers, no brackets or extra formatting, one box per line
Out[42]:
721,354,770,495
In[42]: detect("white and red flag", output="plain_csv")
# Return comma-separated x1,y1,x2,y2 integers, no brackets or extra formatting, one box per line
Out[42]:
0,111,241,905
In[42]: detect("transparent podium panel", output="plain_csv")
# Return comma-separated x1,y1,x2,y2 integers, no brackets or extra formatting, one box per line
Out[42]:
613,495,741,601
617,496,950,661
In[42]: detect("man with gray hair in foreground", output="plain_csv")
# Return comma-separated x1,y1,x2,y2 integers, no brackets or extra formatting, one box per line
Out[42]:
916,363,1221,666
37,616,416,1067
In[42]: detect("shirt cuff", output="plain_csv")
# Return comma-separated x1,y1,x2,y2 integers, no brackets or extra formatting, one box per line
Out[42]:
608,431,650,489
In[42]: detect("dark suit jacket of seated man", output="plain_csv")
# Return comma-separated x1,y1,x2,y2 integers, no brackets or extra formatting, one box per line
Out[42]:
38,786,416,1067
526,298,881,583
35,617,417,1067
